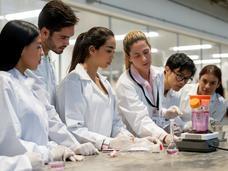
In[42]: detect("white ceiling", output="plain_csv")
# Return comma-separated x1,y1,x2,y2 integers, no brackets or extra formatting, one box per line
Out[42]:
1,0,228,59
0,0,45,14
0,0,45,28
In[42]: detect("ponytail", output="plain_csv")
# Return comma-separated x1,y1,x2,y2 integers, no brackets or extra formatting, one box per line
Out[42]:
69,32,86,73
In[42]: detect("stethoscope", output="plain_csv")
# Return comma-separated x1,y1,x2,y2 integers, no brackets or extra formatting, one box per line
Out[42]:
128,69,159,111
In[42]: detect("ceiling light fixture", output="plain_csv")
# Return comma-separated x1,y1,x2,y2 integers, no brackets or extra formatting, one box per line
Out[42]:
70,31,159,43
194,59,221,65
115,31,159,41
170,44,212,51
151,48,158,53
115,34,125,41
188,55,199,60
4,9,41,21
144,31,159,38
69,39,159,53
212,53,228,58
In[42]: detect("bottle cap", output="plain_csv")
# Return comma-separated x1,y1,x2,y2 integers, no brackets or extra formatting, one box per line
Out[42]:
190,98,201,108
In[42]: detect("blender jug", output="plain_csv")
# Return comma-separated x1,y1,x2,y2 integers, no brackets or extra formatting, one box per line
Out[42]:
190,95,211,133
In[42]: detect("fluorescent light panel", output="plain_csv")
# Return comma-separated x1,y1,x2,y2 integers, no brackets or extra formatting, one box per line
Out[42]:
188,55,199,60
70,39,158,53
115,34,125,41
194,59,221,65
144,32,159,38
212,53,228,58
1,9,41,21
170,44,212,51
115,31,159,41
151,48,158,53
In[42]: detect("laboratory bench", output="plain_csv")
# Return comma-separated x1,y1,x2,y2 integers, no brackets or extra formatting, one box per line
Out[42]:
44,124,228,171
44,147,228,171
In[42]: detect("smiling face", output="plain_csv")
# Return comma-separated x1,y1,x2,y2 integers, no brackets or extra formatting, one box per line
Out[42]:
198,73,220,95
16,35,43,73
128,40,152,74
90,36,116,68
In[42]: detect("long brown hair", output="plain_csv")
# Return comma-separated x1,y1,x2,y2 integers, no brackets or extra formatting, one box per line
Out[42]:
69,26,114,73
199,65,224,97
123,31,151,70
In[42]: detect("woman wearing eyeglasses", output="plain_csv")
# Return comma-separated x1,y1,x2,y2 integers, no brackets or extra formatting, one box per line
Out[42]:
179,65,226,126
115,31,196,143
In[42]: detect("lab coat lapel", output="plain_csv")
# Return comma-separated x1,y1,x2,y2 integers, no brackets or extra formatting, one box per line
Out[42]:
130,65,154,104
153,71,164,112
76,64,110,101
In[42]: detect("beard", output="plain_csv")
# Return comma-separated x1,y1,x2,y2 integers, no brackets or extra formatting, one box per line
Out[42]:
46,37,65,54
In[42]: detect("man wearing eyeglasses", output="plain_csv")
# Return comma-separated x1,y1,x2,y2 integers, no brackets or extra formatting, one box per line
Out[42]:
153,53,196,132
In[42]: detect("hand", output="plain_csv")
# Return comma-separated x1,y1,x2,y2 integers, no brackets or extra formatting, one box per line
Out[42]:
144,136,163,145
109,135,135,150
173,124,183,136
49,145,79,162
25,152,44,170
164,106,183,119
72,142,99,156
110,135,164,152
163,134,181,145
137,136,164,152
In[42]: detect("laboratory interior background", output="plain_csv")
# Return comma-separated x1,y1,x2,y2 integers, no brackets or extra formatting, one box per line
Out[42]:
1,0,228,98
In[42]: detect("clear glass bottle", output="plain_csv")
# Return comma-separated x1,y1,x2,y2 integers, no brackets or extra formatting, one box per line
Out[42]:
166,119,178,155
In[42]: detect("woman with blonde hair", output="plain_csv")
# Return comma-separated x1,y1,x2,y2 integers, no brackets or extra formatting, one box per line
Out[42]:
116,31,196,142
56,27,162,151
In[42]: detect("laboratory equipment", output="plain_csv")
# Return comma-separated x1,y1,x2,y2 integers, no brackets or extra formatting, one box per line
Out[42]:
177,95,219,152
167,119,179,154
210,121,227,142
176,132,219,152
191,95,210,133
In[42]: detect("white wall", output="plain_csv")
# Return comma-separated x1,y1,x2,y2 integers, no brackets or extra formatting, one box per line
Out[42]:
65,0,228,44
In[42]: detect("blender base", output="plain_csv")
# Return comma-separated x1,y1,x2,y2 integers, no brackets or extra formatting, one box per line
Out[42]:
176,132,219,152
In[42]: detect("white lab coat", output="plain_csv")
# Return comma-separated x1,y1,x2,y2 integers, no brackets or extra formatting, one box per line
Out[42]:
0,70,51,162
115,66,181,141
0,155,32,171
0,69,79,162
56,64,130,149
179,83,226,122
26,55,56,105
151,67,181,122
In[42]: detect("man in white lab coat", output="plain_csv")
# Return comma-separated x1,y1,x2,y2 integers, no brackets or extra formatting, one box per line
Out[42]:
153,53,196,131
0,20,98,168
26,0,79,105
116,31,196,143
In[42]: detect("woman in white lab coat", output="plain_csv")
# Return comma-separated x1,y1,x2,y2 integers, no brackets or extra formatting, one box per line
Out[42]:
179,65,226,124
0,153,43,171
115,31,196,142
0,155,33,171
56,27,161,151
0,20,97,167
0,96,43,171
